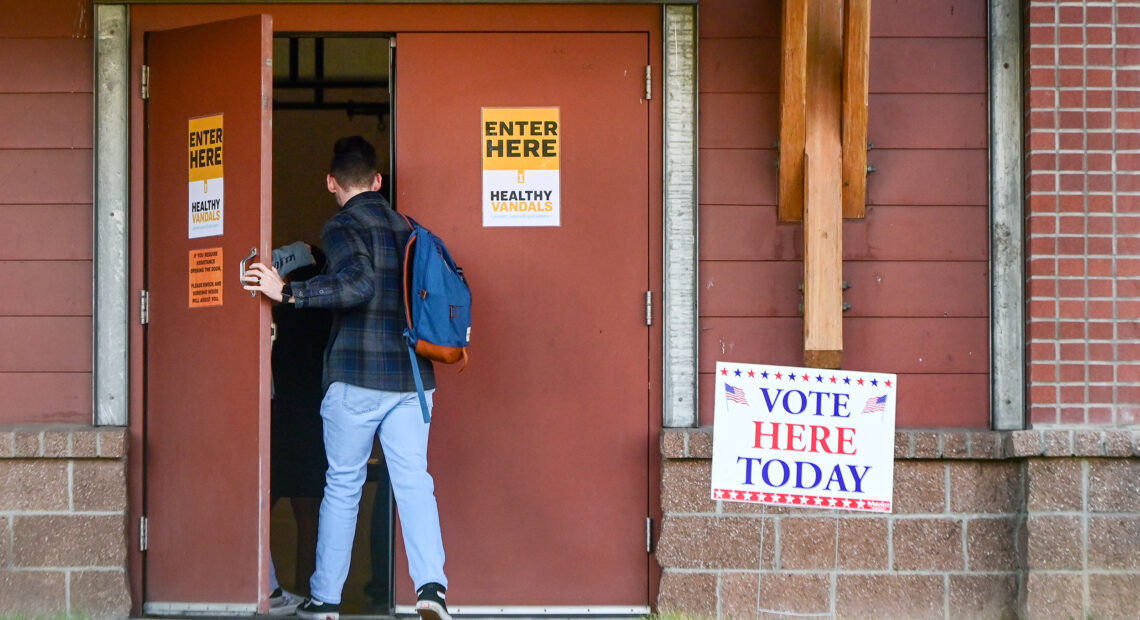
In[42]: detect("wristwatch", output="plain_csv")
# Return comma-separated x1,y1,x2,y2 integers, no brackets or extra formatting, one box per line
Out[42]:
280,283,293,301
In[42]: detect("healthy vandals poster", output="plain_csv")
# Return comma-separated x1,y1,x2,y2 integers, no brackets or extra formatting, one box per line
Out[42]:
710,361,897,513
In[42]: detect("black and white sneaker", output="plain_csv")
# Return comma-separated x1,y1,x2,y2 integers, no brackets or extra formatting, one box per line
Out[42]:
295,597,339,620
267,587,303,616
414,582,450,620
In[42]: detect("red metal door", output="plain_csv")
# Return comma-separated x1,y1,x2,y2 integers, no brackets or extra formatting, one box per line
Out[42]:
144,15,273,613
394,33,651,610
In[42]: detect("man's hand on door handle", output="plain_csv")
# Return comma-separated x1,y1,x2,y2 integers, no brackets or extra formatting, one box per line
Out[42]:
243,262,290,303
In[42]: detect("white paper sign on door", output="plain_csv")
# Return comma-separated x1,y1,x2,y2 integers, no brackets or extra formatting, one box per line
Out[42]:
482,107,560,227
188,114,224,239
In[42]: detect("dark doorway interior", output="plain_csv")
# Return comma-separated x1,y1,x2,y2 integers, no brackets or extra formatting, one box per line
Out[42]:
270,34,393,616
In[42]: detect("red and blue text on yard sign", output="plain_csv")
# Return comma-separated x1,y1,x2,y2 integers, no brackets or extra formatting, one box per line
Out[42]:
711,362,897,513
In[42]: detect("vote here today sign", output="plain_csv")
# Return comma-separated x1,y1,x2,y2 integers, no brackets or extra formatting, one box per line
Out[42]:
711,362,897,513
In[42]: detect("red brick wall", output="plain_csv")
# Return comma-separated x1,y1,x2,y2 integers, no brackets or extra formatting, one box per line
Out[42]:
698,0,990,429
1026,1,1140,426
0,0,95,424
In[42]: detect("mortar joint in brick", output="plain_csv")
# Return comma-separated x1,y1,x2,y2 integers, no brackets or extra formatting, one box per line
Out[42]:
663,428,1140,462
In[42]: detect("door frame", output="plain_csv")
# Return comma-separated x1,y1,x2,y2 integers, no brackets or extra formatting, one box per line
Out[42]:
95,2,693,615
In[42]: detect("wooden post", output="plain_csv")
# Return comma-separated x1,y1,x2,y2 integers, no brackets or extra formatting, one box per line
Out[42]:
803,0,844,369
778,0,808,222
842,0,871,219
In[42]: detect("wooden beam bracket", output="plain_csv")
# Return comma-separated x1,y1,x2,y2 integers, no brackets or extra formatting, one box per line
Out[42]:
778,0,870,223
778,0,870,369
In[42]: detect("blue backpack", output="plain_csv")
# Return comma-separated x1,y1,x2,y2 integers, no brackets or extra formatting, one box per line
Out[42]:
399,214,471,422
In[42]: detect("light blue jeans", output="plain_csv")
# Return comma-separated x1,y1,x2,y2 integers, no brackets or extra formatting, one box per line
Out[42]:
309,381,447,603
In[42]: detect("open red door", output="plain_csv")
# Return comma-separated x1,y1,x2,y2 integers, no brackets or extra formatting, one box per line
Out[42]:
394,32,652,612
143,15,273,614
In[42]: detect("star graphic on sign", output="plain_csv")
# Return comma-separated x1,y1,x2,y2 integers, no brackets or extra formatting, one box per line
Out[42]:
816,375,824,383
735,369,742,377
748,369,755,378
802,374,811,381
861,500,871,509
885,379,892,387
761,371,769,379
830,376,837,383
844,377,851,385
774,372,783,380
857,378,865,386
720,368,728,376
787,373,795,381
871,378,878,387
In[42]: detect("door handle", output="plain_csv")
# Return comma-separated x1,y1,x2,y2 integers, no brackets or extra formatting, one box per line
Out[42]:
240,247,258,297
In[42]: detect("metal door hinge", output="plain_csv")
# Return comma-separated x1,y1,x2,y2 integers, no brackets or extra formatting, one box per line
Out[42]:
139,516,149,551
140,290,149,325
646,517,653,553
645,291,653,326
141,65,150,100
644,65,652,101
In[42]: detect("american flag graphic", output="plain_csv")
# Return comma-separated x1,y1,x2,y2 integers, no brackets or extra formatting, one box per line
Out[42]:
861,394,888,414
725,384,749,405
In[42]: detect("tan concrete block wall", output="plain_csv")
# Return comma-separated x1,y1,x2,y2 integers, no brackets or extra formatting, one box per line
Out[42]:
657,428,1140,619
0,426,130,619
1024,458,1140,618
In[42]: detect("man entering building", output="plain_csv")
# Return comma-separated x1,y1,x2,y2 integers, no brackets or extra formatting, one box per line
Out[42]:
244,136,450,620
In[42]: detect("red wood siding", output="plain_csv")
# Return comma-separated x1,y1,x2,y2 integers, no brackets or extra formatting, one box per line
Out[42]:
0,374,92,424
0,39,92,92
0,0,93,424
870,39,986,93
697,0,988,428
869,94,986,149
0,150,92,204
0,94,93,149
0,205,92,260
0,0,93,39
701,205,989,261
702,261,988,318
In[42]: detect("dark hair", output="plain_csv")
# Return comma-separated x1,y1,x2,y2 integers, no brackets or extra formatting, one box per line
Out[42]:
330,136,377,190
287,245,326,283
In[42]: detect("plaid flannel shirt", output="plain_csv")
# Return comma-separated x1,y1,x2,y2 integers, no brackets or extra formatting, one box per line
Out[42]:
291,192,435,393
